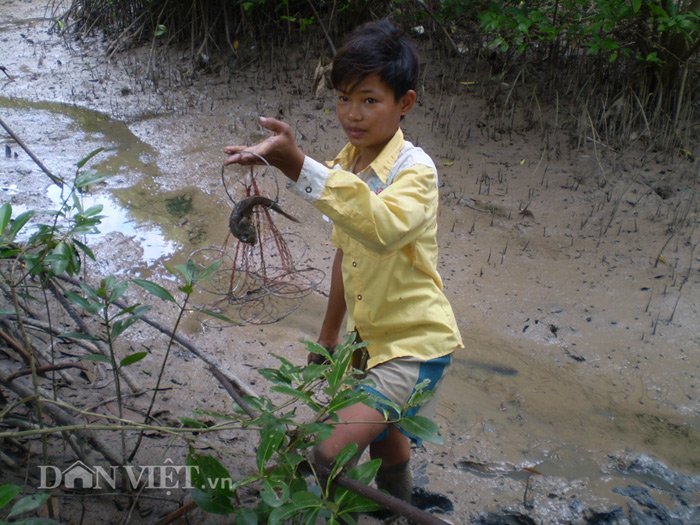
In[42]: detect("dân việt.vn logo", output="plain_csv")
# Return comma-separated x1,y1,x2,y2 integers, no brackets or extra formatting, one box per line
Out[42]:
38,458,233,494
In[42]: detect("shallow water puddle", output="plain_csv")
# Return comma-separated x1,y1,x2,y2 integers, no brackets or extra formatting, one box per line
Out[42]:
0,96,191,266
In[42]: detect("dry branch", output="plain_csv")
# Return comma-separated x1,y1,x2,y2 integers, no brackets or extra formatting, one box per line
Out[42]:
55,276,258,400
0,369,123,466
0,116,63,187
47,280,142,392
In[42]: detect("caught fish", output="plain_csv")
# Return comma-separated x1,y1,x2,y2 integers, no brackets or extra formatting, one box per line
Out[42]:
229,196,299,245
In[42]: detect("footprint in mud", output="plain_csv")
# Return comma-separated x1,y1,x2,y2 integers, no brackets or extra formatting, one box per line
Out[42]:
411,486,454,514
366,486,454,521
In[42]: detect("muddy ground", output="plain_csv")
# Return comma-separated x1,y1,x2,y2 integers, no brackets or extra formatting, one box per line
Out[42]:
1,0,699,523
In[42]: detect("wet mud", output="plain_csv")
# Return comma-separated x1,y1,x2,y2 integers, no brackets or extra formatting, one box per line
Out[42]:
1,1,699,523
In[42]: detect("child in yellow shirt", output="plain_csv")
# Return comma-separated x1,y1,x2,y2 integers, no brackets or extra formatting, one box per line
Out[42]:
224,18,462,511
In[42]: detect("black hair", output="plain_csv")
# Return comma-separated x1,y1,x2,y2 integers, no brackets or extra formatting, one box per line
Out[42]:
330,18,419,100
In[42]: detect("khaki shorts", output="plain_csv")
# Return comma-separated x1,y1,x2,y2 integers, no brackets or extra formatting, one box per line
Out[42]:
356,353,452,445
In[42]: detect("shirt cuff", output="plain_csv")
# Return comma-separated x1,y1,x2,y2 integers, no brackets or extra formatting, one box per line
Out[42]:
292,156,328,202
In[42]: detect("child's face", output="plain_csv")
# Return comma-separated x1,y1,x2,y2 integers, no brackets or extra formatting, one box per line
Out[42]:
335,73,416,163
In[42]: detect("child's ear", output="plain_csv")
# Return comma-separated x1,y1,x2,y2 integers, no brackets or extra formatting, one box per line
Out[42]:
399,90,417,116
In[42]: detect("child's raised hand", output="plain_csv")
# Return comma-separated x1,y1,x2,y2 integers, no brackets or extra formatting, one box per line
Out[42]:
223,117,305,182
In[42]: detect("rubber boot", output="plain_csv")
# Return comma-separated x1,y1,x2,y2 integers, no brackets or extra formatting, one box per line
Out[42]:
372,461,414,523
376,461,412,503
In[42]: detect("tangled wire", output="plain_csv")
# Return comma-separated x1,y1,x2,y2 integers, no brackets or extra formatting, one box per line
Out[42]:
191,156,324,325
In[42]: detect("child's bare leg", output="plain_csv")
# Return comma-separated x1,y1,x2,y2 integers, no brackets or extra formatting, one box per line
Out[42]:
312,402,388,522
313,403,414,524
313,401,388,469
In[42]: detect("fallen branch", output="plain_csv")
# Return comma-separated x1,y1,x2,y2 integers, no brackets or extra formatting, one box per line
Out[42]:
209,366,256,418
47,279,141,392
0,325,32,364
0,116,63,187
0,370,123,466
56,275,258,400
154,500,197,525
5,362,87,383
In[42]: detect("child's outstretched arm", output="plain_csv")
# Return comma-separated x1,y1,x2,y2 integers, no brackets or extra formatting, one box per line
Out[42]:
223,117,305,182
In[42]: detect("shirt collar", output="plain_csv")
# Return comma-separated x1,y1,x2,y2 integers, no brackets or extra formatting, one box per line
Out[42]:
329,128,405,184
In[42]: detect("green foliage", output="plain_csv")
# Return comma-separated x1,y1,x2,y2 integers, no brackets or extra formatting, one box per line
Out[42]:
1,144,444,522
0,149,109,280
474,0,700,71
183,334,441,521
0,484,59,525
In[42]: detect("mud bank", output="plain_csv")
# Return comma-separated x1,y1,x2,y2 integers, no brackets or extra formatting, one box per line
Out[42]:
1,1,699,523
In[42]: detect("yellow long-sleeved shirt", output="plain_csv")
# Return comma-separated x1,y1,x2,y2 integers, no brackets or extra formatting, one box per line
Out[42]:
293,129,463,369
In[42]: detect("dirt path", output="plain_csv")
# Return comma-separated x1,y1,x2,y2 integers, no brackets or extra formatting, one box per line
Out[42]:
1,1,699,523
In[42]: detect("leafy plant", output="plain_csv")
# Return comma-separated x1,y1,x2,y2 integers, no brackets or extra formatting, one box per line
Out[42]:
0,148,108,282
185,335,443,522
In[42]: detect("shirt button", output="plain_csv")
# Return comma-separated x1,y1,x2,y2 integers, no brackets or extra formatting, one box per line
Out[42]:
357,294,362,301
305,186,312,194
352,261,357,267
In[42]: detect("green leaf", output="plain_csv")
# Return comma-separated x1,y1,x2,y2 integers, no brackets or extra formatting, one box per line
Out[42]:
188,452,232,488
80,353,111,364
325,389,370,416
0,204,11,233
256,424,286,472
179,416,209,429
326,345,353,392
191,488,234,515
196,259,222,281
119,351,148,367
305,340,333,363
7,492,49,518
195,308,240,325
270,385,320,409
267,502,298,525
295,422,333,446
396,415,443,445
132,279,177,303
346,458,381,485
0,484,21,510
174,260,197,284
406,378,434,408
260,478,289,508
111,307,149,340
76,147,104,169
47,241,72,275
291,490,324,508
10,210,35,237
329,443,358,483
60,331,99,342
107,279,129,303
80,204,104,218
75,171,112,190
234,508,258,525
63,291,101,315
72,238,96,261
0,247,21,259
78,281,101,303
